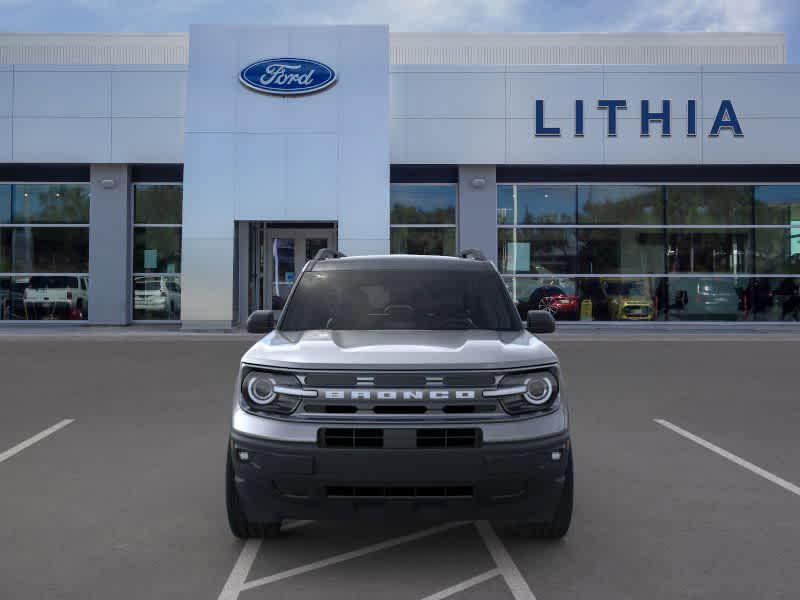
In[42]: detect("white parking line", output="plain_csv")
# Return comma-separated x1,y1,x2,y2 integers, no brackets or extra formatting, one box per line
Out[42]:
655,418,800,497
217,520,313,600
239,521,468,592
475,521,537,600
0,419,75,464
419,568,500,600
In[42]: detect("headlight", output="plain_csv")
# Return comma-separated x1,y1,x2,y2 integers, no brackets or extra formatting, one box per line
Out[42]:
489,368,560,415
523,373,556,406
243,372,276,405
239,368,308,414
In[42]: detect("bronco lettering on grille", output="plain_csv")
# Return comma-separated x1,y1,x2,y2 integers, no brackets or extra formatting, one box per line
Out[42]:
322,390,477,401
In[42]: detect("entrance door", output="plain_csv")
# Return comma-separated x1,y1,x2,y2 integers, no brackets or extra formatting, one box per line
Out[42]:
248,225,336,313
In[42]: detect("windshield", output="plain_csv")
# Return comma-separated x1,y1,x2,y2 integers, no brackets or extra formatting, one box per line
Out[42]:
605,281,646,296
279,268,522,331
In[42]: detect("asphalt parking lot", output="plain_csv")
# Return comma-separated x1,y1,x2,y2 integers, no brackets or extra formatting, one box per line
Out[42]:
1,329,799,599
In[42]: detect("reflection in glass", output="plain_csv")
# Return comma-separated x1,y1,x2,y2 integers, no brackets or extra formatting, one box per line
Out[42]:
497,229,577,274
390,184,456,225
755,228,800,274
747,277,800,321
754,185,800,225
578,229,665,274
578,277,664,321
497,185,575,225
133,275,181,320
667,277,746,321
273,238,295,287
0,275,89,320
506,277,579,321
133,227,181,273
391,228,456,256
666,186,752,225
666,229,752,274
2,184,90,224
134,185,183,225
578,185,662,225
1,228,89,273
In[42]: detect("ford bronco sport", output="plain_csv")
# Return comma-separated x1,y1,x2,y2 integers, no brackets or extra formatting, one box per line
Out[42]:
227,249,572,539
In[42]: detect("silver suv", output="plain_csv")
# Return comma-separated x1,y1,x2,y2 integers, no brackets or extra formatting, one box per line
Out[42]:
227,250,572,539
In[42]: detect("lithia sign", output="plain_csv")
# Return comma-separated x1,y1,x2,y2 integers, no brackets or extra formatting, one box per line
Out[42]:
535,99,743,138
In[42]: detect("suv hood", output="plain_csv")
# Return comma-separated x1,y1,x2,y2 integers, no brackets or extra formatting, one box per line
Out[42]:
242,330,557,371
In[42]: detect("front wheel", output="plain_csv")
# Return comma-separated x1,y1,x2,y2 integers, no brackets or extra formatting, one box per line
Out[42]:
226,449,281,539
520,452,573,539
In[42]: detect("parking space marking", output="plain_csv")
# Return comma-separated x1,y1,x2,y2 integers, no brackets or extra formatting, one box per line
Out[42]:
238,521,468,592
0,419,75,465
217,520,313,600
475,521,536,600
655,418,800,497
419,568,500,600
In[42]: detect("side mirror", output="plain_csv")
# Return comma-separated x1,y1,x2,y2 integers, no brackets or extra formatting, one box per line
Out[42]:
246,310,280,334
527,310,556,334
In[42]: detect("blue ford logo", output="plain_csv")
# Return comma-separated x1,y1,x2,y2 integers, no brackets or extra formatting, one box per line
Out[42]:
239,58,337,96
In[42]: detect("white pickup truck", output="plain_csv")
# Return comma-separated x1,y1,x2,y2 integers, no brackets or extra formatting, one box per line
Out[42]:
23,275,88,320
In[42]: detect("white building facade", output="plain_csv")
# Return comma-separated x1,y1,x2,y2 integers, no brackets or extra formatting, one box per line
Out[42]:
0,28,798,326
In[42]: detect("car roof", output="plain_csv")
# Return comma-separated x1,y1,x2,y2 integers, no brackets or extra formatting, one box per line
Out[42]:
309,254,494,272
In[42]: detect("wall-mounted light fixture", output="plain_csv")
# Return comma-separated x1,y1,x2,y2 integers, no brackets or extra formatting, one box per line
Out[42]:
470,177,487,189
101,178,117,189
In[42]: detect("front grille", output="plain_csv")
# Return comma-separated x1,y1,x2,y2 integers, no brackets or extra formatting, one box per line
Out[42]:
320,428,481,449
322,428,383,448
300,372,497,388
417,428,480,448
326,485,473,499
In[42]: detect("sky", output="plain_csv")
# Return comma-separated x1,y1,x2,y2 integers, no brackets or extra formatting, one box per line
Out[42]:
0,0,798,62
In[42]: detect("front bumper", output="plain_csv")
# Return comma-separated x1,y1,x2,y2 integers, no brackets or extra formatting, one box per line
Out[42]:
229,430,570,522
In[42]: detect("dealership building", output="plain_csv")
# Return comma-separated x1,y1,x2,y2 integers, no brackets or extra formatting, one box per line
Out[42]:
0,27,799,327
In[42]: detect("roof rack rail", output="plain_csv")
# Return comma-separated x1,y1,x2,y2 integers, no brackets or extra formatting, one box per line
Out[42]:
312,248,347,261
459,248,487,261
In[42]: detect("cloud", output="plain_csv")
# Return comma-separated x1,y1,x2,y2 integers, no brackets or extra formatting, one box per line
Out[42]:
622,0,781,32
280,0,525,31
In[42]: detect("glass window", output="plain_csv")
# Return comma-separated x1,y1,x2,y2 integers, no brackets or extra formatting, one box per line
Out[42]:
578,185,663,225
133,275,181,320
390,184,456,225
390,184,456,256
133,227,181,274
666,229,753,274
0,183,89,321
498,229,577,275
755,228,800,274
132,184,182,320
744,277,800,321
505,277,579,321
1,228,89,273
134,185,182,225
666,277,747,321
498,185,575,225
577,277,666,321
666,186,752,225
578,229,665,274
390,227,456,256
281,268,521,331
755,185,800,225
1,184,90,225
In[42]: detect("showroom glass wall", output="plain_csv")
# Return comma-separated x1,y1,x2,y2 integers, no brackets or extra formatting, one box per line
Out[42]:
390,183,457,255
132,184,182,321
498,184,800,322
0,183,90,321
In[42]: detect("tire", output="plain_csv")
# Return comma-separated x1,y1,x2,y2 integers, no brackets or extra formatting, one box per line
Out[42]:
226,449,281,539
521,452,573,539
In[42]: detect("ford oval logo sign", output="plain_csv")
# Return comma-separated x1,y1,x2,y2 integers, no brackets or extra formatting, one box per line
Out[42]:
239,58,337,96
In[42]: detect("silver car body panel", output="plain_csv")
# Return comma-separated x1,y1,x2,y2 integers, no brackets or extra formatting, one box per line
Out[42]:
231,401,568,444
241,329,558,371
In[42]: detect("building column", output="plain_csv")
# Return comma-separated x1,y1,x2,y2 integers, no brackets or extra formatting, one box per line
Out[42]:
457,166,498,264
88,164,131,325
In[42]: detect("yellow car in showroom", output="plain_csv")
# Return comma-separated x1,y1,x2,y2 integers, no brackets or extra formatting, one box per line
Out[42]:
600,279,655,321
